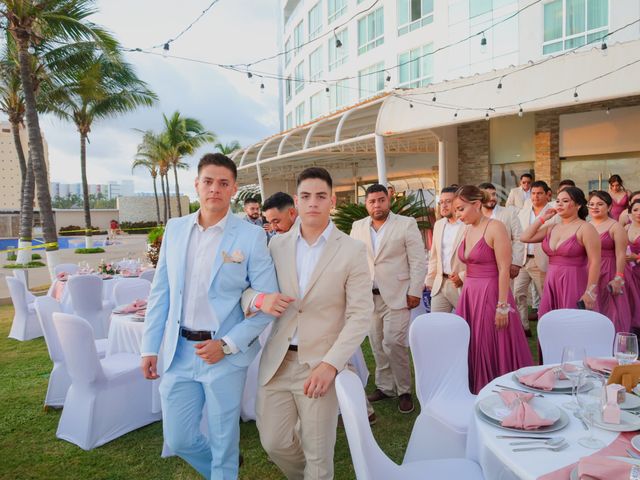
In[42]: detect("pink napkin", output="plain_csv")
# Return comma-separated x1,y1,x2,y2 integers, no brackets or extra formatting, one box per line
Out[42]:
517,367,567,391
578,456,634,479
51,281,65,301
120,299,147,313
498,391,555,430
56,272,69,281
585,357,618,372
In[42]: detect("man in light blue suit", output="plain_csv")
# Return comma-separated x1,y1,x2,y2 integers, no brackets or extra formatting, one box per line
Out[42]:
141,153,278,480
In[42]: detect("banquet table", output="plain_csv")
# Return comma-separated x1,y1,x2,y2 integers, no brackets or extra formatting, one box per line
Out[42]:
467,364,628,480
48,274,128,313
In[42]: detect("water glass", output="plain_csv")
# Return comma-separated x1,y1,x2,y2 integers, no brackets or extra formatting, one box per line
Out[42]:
576,372,606,449
614,332,639,365
561,346,586,410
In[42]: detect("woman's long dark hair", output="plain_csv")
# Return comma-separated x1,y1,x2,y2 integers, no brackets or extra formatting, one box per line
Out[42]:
561,186,588,220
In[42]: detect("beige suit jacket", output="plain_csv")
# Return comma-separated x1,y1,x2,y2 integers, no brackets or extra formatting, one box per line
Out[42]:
257,223,374,386
506,186,529,209
349,213,427,310
517,201,557,272
425,217,467,296
491,205,525,267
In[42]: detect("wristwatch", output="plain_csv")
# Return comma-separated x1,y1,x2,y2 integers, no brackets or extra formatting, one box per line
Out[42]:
220,340,232,355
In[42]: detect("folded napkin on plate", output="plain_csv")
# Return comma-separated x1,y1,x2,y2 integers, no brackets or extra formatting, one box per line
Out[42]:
586,357,618,372
517,367,567,391
118,299,147,314
578,456,636,480
498,391,555,430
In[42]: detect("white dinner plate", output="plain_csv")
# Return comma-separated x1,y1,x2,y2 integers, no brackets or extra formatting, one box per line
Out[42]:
621,392,640,410
475,405,569,434
631,434,640,452
593,410,640,432
478,394,561,423
513,366,573,391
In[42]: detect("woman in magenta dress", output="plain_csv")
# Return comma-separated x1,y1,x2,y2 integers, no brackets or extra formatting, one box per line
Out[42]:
587,191,631,332
453,186,533,394
625,200,640,330
619,191,640,226
609,174,630,221
521,187,601,316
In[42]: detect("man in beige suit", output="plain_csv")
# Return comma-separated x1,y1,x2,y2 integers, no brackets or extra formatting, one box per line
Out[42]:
349,184,427,414
505,173,533,209
255,167,373,480
425,186,466,312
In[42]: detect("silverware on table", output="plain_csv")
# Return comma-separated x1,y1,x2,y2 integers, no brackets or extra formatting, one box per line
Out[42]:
512,443,569,452
495,384,545,397
509,437,565,447
496,435,554,440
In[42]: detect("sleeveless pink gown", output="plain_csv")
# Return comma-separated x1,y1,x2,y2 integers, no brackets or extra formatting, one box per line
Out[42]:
611,193,629,221
625,234,640,329
597,231,631,332
538,231,589,318
456,235,533,394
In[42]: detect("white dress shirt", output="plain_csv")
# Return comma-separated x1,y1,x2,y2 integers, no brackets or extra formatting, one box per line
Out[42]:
441,220,463,275
527,209,536,256
369,218,388,289
290,221,334,346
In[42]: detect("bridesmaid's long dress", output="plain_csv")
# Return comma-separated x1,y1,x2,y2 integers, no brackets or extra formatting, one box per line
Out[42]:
611,193,629,221
456,233,533,394
597,231,631,332
625,234,640,330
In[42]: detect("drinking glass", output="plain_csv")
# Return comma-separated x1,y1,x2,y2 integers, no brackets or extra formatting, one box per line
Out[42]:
576,372,606,449
614,332,639,365
561,346,586,410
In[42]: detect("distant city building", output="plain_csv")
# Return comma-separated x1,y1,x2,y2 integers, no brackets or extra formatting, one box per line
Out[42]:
51,180,135,200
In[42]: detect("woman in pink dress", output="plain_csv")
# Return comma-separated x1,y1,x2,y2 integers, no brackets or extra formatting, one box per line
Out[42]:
521,187,601,316
587,191,631,332
619,191,640,226
625,200,640,330
453,185,533,394
609,175,630,221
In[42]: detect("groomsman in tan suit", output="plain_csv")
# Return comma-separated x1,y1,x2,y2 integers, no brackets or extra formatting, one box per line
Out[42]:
255,167,373,480
505,173,533,209
350,184,427,414
425,186,466,312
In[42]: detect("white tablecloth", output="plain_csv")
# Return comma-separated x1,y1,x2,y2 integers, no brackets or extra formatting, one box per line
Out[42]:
48,276,124,313
467,367,620,480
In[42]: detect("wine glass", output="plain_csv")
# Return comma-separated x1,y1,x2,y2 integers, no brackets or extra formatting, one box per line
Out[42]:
576,372,606,449
614,332,639,365
561,346,586,410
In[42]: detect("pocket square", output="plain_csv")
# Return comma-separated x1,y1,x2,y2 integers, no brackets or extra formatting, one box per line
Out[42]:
222,250,244,263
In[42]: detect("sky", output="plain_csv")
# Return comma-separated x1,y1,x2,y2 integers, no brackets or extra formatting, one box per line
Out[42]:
37,0,281,199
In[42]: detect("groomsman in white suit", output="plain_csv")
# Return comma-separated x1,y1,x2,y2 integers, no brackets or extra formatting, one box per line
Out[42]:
505,173,533,209
350,184,427,414
425,186,466,312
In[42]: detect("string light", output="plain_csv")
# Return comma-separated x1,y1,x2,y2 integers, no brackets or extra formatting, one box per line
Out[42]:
573,88,579,102
260,82,265,93
432,94,437,102
409,103,414,109
518,105,524,117
150,0,221,50
454,111,458,118
496,77,503,93
480,32,488,54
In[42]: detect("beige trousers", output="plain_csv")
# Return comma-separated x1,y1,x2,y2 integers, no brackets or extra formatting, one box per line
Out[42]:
430,278,461,313
369,295,411,396
514,257,546,330
256,351,339,480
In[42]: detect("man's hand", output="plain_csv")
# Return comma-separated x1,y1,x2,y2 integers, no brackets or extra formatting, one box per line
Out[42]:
194,340,225,365
509,265,521,279
141,355,159,380
261,293,295,317
303,362,337,399
449,272,463,288
406,295,421,309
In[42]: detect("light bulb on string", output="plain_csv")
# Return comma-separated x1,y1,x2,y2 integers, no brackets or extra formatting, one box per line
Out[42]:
325,86,330,98
432,94,437,102
247,71,256,84
409,103,414,109
518,105,524,118
496,78,503,94
454,111,458,118
162,42,170,58
385,72,391,86
260,82,265,94
480,32,487,54
334,29,342,48
485,110,490,120
573,88,579,102
601,40,608,56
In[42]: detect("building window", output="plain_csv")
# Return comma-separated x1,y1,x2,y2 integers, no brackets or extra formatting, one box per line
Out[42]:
358,7,384,55
358,62,385,100
309,2,323,40
284,36,292,66
286,112,293,130
295,102,306,126
294,61,305,93
469,0,492,18
543,0,608,54
310,91,324,119
328,28,348,71
285,76,293,103
398,43,433,88
309,46,323,81
397,0,434,36
329,79,350,111
328,0,347,24
294,21,305,55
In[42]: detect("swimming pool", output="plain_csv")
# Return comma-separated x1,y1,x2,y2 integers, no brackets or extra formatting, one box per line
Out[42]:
0,237,108,253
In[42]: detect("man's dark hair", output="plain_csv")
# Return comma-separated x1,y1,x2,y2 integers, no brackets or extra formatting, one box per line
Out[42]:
441,186,458,194
197,153,237,179
365,184,388,197
531,180,550,192
520,173,533,180
297,167,333,190
263,192,294,211
243,197,260,206
478,182,496,190
558,179,576,188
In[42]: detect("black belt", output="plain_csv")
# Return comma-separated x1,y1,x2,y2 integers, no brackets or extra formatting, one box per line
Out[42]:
180,327,214,341
288,344,298,351
372,288,381,295
442,273,450,278
527,254,535,258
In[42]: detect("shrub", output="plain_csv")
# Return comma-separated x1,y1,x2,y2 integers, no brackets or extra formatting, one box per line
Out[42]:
3,261,46,269
6,252,17,261
75,247,105,254
146,226,164,267
119,221,158,234
59,225,107,236
32,254,42,260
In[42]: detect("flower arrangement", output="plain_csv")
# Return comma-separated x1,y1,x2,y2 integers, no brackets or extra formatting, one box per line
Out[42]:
97,259,118,276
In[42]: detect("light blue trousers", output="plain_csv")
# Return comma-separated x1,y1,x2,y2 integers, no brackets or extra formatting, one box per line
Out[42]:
160,336,247,480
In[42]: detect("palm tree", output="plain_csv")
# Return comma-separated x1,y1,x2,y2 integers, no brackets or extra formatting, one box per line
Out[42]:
132,154,161,225
161,111,215,217
214,140,240,155
46,48,157,241
134,130,170,224
1,0,119,253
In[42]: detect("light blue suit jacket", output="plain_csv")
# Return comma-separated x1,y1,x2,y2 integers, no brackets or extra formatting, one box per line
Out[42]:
141,211,278,371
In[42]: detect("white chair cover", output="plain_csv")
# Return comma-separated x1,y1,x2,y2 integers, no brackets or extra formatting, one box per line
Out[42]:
404,313,476,462
139,269,155,283
67,275,113,339
54,263,79,276
112,278,151,306
6,276,42,341
53,313,160,450
538,309,615,364
13,270,36,303
335,370,484,480
34,297,107,407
